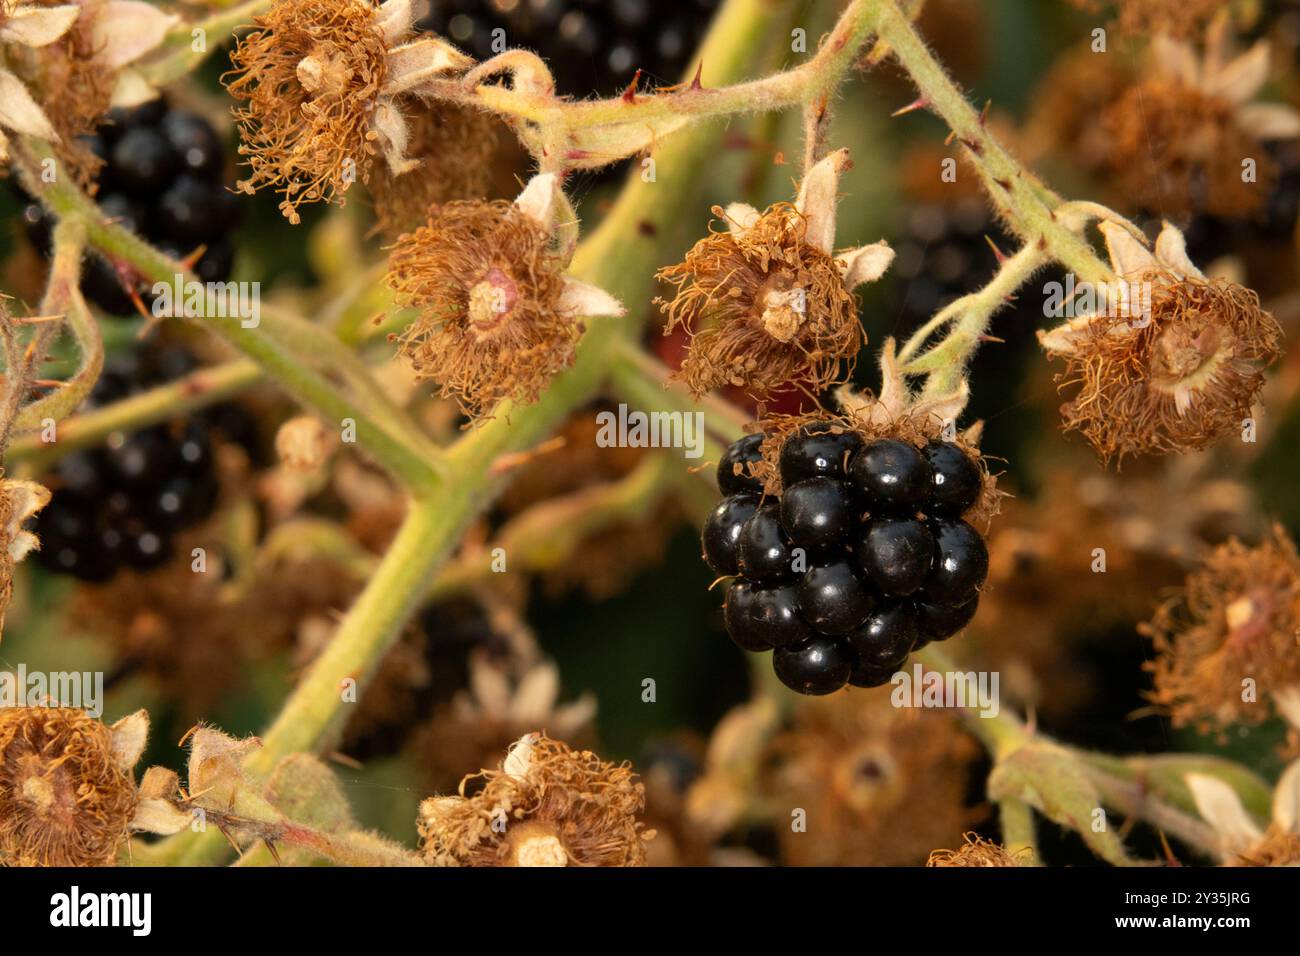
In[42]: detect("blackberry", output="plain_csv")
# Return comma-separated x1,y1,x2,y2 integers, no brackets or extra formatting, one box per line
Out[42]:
702,430,991,695
14,100,239,315
419,0,722,99
32,343,256,583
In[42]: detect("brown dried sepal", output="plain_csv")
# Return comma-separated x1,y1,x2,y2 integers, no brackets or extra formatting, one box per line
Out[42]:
1142,526,1300,735
1232,828,1300,867
0,708,137,867
417,734,649,867
1048,277,1281,465
369,102,500,240
742,409,1001,533
225,0,389,223
387,200,578,419
928,833,1024,867
1100,79,1272,220
656,203,861,400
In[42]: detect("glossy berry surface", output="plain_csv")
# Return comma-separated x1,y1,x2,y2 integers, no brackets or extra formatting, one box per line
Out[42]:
780,478,854,553
716,433,764,495
923,441,981,516
33,344,258,583
849,439,932,515
701,494,759,576
773,635,854,696
924,519,989,605
798,561,873,635
778,426,862,485
737,504,794,584
848,660,899,689
916,594,980,642
847,602,919,670
858,518,933,597
724,581,812,651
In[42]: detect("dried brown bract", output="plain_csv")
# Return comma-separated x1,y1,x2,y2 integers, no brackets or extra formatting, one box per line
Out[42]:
417,733,650,867
388,174,623,419
0,708,139,866
1040,222,1282,464
1143,526,1300,735
656,149,892,399
225,0,471,223
0,476,49,637
928,833,1024,867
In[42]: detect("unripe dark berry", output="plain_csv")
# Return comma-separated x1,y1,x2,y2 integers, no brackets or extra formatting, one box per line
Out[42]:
724,580,813,651
849,438,932,515
847,601,919,669
737,503,794,584
773,635,854,696
858,518,934,597
780,478,855,554
778,425,863,485
798,561,874,635
922,441,981,516
923,519,989,605
701,494,758,576
716,432,764,495
916,594,980,641
160,111,224,179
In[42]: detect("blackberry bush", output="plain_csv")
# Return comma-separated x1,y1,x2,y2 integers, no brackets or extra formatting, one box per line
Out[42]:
707,423,991,695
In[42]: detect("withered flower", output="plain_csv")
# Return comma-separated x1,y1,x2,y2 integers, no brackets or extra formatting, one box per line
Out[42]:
0,0,81,162
417,733,650,867
1099,19,1300,219
1143,525,1300,736
0,708,155,867
0,476,50,637
226,0,471,223
388,172,624,419
928,833,1025,867
1185,761,1300,866
657,149,893,399
1067,0,1234,40
1039,221,1282,463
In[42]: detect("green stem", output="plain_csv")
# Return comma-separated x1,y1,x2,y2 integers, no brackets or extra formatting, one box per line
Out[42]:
868,0,1115,288
136,0,273,87
998,798,1039,865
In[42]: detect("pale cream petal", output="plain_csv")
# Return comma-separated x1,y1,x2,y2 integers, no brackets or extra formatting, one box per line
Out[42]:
514,171,558,230
1186,773,1265,857
1205,41,1270,106
0,67,58,140
382,37,474,95
131,798,192,835
375,0,416,46
1273,760,1300,834
1153,221,1204,279
90,1,180,70
503,733,539,778
1152,36,1199,88
109,68,160,108
722,201,760,236
508,662,560,724
838,241,895,288
469,656,512,719
0,4,81,47
556,276,625,317
1100,220,1157,279
1236,102,1300,141
795,147,851,255
110,709,150,771
1037,313,1110,356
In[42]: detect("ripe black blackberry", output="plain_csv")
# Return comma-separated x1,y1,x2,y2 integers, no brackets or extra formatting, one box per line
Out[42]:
419,0,721,98
704,425,990,696
33,344,258,583
13,100,239,315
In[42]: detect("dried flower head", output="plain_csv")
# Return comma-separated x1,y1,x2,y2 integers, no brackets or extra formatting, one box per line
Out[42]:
928,833,1025,867
1067,0,1233,40
369,101,501,240
0,0,80,162
0,476,50,637
388,173,624,419
766,694,983,866
1039,221,1283,464
1142,525,1300,736
1098,21,1300,219
656,149,893,399
417,733,650,867
1186,761,1300,865
226,0,471,223
0,707,148,866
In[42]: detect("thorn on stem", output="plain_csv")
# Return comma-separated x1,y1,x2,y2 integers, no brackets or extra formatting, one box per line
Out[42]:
891,96,930,117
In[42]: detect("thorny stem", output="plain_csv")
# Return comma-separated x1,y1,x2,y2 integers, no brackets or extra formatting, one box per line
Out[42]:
867,0,1116,289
